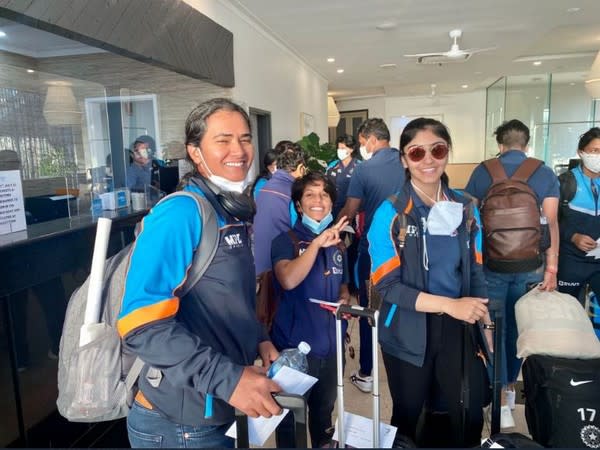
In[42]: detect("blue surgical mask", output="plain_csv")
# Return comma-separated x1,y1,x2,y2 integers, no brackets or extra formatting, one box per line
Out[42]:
302,212,333,234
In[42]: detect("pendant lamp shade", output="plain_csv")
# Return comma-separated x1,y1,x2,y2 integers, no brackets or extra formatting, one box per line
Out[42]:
327,96,340,128
43,81,81,126
585,51,600,99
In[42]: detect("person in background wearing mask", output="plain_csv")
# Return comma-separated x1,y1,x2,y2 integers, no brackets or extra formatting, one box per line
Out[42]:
271,172,350,447
326,134,361,299
368,117,491,447
336,118,405,393
326,134,360,218
126,136,153,191
251,149,278,199
557,127,600,302
120,98,282,448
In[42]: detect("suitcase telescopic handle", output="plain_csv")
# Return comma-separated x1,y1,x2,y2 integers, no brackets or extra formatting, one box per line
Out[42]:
335,304,377,323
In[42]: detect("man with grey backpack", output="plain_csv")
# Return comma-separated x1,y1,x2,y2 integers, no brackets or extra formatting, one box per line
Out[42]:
465,119,559,430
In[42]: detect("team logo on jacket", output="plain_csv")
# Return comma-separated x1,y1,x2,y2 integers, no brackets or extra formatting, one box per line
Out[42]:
331,249,343,275
224,233,244,248
581,424,600,448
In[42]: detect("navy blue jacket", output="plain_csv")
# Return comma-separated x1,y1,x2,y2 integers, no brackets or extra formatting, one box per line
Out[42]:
367,184,486,366
270,221,348,358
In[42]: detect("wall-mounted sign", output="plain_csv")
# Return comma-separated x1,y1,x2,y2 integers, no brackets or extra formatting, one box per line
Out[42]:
0,170,26,235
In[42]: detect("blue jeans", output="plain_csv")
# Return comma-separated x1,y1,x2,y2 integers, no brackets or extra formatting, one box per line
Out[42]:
127,401,234,448
484,267,543,386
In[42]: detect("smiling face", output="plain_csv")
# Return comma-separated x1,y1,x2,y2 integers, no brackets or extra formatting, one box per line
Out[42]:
401,128,449,190
187,109,254,182
298,180,333,221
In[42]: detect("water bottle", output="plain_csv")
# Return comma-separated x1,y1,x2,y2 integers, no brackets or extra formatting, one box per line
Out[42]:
268,341,311,378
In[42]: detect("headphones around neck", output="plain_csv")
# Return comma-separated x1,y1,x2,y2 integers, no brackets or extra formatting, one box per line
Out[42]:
190,176,256,222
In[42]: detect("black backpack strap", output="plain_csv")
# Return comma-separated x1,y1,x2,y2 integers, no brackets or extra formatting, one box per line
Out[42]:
511,158,543,183
558,169,577,221
483,158,508,184
287,229,301,257
388,194,409,249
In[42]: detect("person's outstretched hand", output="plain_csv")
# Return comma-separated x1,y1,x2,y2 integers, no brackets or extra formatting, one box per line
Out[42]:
228,366,282,418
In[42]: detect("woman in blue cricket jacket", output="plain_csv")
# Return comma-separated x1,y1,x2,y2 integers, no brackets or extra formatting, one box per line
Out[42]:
119,98,282,448
270,172,350,447
367,117,492,447
557,127,600,303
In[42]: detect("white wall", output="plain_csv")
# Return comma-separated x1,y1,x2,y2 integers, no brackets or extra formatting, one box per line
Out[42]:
337,91,487,163
184,0,328,143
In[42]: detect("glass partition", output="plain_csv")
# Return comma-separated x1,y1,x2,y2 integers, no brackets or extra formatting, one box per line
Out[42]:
486,72,599,172
0,17,229,226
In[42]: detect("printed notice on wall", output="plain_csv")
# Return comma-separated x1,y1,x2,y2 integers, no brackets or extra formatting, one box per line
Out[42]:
0,170,26,235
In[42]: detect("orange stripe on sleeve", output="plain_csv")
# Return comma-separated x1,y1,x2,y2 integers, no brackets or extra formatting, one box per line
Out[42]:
475,251,483,265
117,297,180,337
371,257,401,285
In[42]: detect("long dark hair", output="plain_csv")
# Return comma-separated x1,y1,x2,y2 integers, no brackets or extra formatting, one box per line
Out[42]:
177,98,251,190
399,117,451,186
250,149,278,194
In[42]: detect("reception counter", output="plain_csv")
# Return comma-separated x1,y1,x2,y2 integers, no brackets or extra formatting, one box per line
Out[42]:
0,208,147,447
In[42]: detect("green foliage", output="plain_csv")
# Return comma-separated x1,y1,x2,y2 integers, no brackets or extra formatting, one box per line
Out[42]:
38,148,77,177
296,132,336,173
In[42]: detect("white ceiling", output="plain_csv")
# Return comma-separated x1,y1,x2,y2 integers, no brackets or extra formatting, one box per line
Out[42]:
232,0,600,99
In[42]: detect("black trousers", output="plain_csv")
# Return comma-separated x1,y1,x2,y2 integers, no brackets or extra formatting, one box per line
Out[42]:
382,314,486,448
275,353,338,448
558,253,600,303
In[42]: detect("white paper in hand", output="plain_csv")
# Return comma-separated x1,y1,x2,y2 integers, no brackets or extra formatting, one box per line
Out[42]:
586,238,600,259
332,411,397,448
225,366,317,446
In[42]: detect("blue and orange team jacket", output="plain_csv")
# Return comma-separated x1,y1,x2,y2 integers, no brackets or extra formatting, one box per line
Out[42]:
118,182,267,426
367,184,487,367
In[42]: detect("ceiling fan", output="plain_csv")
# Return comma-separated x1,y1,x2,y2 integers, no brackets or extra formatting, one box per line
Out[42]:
404,29,495,64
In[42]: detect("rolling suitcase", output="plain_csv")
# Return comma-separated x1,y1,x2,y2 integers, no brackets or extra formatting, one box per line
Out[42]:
334,304,385,448
234,393,308,448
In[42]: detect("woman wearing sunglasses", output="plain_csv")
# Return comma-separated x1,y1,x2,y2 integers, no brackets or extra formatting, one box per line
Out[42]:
367,117,491,447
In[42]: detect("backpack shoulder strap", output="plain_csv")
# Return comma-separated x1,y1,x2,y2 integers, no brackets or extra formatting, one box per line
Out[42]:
511,157,543,183
559,169,577,204
388,194,409,249
157,191,219,297
287,229,301,256
482,158,508,184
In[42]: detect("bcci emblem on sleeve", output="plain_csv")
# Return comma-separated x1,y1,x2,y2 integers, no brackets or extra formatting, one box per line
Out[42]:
332,249,343,275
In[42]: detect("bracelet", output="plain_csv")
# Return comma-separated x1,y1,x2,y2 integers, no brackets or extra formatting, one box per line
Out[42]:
545,267,558,274
482,323,495,330
546,252,559,258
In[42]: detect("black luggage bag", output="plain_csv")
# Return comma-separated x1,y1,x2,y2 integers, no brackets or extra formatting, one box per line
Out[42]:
522,354,600,448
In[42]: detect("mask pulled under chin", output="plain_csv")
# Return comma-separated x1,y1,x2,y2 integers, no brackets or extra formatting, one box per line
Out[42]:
580,152,600,174
426,201,463,236
302,212,333,235
207,174,248,193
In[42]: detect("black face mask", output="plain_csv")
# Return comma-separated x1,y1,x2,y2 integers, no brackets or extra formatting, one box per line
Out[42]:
189,176,256,222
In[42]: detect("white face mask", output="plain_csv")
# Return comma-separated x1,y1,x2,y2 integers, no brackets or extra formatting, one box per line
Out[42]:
580,152,600,174
196,148,249,193
337,148,350,161
359,145,372,161
426,201,463,236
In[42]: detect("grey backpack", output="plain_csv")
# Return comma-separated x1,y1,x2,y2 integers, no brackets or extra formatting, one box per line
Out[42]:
57,191,219,422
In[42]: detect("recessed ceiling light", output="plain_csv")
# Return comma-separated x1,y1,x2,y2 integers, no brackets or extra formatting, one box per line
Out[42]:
337,69,344,74
379,63,397,69
474,71,483,75
461,84,469,89
0,31,6,38
327,57,335,63
567,7,581,12
376,21,397,31
533,61,542,66
535,96,540,99
27,69,34,73
570,82,576,86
